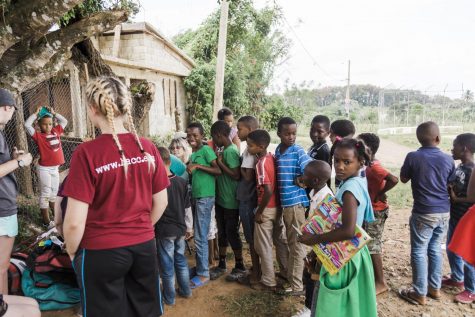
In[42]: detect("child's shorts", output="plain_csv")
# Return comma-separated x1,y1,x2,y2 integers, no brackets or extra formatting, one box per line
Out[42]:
0,214,18,237
364,208,389,254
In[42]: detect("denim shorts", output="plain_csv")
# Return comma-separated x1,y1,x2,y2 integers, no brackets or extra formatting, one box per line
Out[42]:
0,214,18,237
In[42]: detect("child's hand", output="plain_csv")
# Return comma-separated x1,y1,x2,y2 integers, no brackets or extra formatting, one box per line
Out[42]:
35,107,42,115
294,176,306,188
374,192,387,203
216,152,223,163
187,163,199,173
50,108,56,115
448,185,457,201
255,212,264,224
298,232,317,246
185,230,194,240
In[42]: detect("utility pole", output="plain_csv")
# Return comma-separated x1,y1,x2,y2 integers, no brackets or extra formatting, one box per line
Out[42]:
442,84,448,126
212,0,229,121
344,60,350,119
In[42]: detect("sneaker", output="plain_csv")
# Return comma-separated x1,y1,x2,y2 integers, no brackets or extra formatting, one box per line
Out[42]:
442,275,464,289
454,290,475,304
225,267,247,282
292,306,311,317
210,266,226,280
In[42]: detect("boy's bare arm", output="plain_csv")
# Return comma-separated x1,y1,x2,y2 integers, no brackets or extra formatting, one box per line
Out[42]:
255,184,273,224
241,167,255,182
190,159,222,176
216,153,240,180
376,173,399,201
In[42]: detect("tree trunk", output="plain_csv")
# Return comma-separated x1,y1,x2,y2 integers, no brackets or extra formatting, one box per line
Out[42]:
13,97,33,196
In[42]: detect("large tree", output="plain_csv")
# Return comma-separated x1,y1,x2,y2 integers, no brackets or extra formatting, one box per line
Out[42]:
0,0,136,194
174,0,290,132
0,0,136,94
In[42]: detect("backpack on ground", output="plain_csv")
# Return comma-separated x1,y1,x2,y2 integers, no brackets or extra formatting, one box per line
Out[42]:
21,268,80,311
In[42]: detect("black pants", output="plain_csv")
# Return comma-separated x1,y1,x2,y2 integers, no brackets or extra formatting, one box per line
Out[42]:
215,204,242,250
73,239,163,317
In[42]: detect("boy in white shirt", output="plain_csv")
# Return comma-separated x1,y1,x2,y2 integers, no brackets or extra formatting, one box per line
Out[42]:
296,160,333,316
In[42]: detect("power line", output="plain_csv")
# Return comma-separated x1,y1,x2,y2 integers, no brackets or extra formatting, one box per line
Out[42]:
274,1,343,83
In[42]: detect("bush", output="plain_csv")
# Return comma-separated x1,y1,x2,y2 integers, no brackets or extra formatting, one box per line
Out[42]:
260,96,303,131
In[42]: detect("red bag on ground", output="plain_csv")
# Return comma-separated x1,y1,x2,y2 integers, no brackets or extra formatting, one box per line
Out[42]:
8,253,28,295
26,245,74,274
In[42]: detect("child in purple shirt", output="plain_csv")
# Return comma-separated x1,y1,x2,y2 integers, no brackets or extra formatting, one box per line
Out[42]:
398,121,455,306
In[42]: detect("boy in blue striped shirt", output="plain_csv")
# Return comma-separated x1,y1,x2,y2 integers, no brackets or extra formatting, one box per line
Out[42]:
275,117,313,295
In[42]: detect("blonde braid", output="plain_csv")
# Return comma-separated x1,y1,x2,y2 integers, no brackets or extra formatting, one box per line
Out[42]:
124,104,156,172
105,99,128,175
86,77,129,175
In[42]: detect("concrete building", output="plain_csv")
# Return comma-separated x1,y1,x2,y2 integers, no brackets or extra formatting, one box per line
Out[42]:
95,22,195,135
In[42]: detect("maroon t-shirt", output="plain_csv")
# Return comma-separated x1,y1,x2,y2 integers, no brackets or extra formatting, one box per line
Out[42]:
63,133,169,250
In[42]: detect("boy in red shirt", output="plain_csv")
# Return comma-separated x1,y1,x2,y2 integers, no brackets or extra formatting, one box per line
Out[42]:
247,129,289,291
25,106,68,228
358,133,399,295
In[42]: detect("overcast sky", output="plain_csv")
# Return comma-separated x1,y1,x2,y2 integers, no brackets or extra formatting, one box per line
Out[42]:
135,0,475,98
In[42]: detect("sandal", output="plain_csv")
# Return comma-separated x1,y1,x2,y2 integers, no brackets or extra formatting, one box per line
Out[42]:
398,287,427,305
190,276,209,289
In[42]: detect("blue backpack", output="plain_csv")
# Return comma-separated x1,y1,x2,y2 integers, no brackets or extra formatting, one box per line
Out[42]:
21,268,80,311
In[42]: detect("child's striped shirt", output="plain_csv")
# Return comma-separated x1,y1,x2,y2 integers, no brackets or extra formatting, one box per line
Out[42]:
275,143,312,208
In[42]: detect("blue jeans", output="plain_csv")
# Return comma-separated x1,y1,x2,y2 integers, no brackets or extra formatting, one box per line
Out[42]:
238,200,256,244
410,212,449,295
193,197,215,278
447,219,475,293
157,237,191,305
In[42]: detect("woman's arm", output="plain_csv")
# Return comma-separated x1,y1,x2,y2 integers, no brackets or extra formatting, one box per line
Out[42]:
63,198,89,259
299,191,357,245
151,188,168,225
54,198,64,236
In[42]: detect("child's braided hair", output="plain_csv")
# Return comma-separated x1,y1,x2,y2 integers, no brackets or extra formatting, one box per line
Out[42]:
85,76,155,175
333,138,372,167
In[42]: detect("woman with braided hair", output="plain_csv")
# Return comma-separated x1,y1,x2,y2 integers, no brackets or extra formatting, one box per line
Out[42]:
62,76,169,317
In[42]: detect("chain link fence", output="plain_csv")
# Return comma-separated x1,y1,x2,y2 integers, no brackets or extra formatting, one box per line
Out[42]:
4,74,84,196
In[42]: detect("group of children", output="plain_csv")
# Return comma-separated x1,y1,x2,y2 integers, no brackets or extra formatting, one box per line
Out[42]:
19,101,475,314
153,106,475,316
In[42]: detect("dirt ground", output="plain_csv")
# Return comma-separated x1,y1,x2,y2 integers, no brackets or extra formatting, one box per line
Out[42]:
42,207,474,317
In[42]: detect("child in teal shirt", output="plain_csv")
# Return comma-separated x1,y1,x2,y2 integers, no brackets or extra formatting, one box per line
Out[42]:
299,138,377,317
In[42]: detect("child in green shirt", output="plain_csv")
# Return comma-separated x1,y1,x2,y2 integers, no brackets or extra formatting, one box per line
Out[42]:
186,122,221,288
209,120,245,281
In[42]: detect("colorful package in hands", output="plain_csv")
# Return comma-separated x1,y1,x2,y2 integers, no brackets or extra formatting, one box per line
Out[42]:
301,194,371,275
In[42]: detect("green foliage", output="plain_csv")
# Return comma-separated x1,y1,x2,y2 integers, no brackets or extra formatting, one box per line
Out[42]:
175,0,290,131
260,95,303,131
59,0,139,26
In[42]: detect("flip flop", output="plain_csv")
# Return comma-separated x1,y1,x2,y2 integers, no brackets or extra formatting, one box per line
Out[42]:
190,276,209,289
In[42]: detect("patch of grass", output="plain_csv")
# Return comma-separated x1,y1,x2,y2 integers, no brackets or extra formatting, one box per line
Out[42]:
381,134,453,153
386,168,413,209
217,292,300,317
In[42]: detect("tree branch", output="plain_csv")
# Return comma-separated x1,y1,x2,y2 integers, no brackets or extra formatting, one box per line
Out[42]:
0,9,128,92
0,0,84,56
